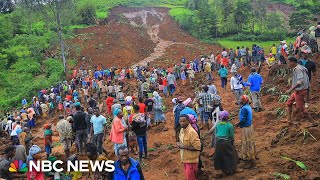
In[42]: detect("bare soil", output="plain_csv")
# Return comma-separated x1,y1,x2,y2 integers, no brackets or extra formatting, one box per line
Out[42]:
3,7,320,180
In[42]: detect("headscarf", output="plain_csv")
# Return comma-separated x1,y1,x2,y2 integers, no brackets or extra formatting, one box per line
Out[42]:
29,145,42,156
152,91,159,98
187,114,198,132
153,91,161,102
27,145,42,163
219,110,229,120
183,98,192,106
75,102,81,107
44,124,51,129
240,95,250,104
113,108,122,116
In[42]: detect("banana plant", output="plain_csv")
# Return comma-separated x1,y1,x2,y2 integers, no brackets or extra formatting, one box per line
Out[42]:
281,156,308,170
278,95,290,103
275,107,286,118
299,129,317,142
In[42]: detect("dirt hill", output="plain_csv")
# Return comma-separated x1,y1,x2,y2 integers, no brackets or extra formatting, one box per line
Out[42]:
4,6,320,180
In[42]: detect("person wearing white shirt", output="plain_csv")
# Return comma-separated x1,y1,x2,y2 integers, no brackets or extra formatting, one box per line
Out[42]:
230,73,244,105
221,48,228,57
10,121,21,137
231,63,238,73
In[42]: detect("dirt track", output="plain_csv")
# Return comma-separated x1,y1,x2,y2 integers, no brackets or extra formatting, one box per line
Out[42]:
12,7,320,180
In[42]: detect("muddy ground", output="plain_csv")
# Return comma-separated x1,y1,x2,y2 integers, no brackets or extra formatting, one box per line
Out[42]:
3,6,320,180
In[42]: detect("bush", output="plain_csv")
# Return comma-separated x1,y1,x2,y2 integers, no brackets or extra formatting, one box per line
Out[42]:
77,2,97,25
227,31,288,41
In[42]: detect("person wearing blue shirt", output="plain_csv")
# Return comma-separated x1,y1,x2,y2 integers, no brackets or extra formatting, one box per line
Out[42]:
113,146,144,180
174,99,185,142
243,67,263,112
218,65,228,89
90,108,107,154
236,95,256,169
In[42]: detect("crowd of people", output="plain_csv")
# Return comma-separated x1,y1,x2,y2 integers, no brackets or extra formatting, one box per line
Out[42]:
0,23,319,180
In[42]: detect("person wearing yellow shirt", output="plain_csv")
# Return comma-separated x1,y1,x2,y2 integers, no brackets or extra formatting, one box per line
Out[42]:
267,53,276,67
270,44,277,56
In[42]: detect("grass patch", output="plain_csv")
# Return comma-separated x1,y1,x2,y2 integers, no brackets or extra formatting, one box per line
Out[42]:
96,9,108,19
217,38,295,50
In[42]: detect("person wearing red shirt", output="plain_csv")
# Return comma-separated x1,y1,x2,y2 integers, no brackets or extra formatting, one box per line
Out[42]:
221,57,229,67
137,97,146,113
162,77,168,97
106,93,114,114
66,94,72,101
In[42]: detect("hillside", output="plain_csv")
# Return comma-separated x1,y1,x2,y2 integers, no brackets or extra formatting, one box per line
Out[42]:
1,6,318,180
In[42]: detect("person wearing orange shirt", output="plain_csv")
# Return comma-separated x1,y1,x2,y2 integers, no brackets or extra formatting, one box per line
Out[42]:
215,52,222,70
137,97,146,114
221,57,229,67
106,93,114,115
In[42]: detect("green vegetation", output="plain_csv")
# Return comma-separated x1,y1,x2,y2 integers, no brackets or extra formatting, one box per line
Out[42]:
168,0,319,40
217,38,295,50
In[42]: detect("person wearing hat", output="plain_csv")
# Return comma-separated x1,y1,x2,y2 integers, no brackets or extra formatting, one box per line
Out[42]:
214,110,242,176
56,115,73,159
285,57,312,123
243,67,263,112
236,95,256,169
298,46,316,108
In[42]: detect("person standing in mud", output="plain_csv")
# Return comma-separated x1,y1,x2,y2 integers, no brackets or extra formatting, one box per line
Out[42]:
297,48,317,109
236,95,256,169
178,114,201,180
285,57,312,123
243,67,263,112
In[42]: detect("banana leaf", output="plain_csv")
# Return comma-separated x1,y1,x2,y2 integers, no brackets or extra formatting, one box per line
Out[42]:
273,172,291,179
281,156,308,170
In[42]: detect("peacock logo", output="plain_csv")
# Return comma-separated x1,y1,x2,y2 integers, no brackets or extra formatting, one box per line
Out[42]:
9,160,28,173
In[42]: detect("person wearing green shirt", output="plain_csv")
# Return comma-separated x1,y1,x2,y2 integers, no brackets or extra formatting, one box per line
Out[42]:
218,65,228,89
214,110,242,176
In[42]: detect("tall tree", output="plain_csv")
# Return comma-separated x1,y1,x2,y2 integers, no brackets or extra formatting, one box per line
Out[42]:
251,0,268,33
289,9,312,31
266,12,284,32
20,0,76,75
234,0,251,31
196,0,218,38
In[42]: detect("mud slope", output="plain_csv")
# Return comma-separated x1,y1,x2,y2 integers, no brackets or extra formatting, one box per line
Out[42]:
68,7,221,69
5,6,320,180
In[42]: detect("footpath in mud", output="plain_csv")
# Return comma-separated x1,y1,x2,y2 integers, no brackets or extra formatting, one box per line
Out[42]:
11,7,320,180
